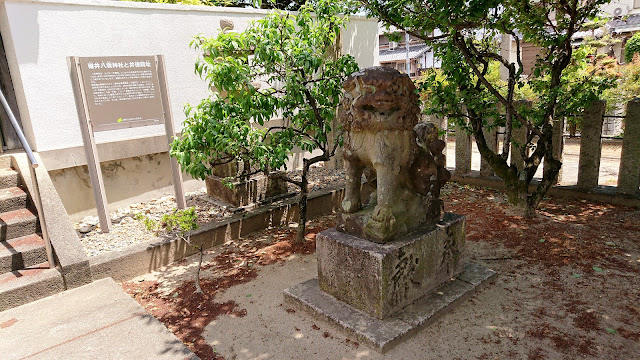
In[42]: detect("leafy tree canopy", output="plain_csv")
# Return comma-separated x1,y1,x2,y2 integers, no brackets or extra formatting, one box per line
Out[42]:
362,0,616,216
171,0,359,240
602,54,640,116
127,0,305,11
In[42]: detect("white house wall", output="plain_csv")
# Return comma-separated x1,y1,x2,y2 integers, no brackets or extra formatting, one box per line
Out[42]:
600,0,640,16
0,0,378,157
0,0,378,217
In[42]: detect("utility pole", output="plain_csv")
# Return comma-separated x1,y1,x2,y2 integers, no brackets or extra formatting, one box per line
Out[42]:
405,31,410,76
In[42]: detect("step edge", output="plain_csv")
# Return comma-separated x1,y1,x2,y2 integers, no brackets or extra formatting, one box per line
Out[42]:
0,209,38,225
0,237,46,256
0,267,65,311
0,265,60,292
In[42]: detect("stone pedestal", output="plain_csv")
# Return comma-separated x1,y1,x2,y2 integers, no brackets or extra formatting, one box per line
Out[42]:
205,173,288,207
284,213,495,353
321,213,465,319
336,188,442,244
285,263,495,353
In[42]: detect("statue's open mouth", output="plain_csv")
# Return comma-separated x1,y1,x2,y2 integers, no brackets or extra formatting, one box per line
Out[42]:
357,90,398,113
361,104,400,117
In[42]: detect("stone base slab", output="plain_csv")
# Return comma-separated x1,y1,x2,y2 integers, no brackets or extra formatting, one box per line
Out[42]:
318,213,466,319
284,262,496,353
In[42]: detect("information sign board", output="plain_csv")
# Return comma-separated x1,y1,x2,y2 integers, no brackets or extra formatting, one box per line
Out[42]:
78,56,165,131
69,55,185,232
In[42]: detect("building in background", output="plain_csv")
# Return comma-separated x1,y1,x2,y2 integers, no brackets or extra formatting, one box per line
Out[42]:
602,0,640,61
378,26,440,78
498,1,640,136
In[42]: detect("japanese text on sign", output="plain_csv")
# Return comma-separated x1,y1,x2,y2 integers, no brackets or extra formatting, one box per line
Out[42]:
78,56,165,132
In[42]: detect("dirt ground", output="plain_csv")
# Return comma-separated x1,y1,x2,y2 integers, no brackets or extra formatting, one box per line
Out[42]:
122,183,640,360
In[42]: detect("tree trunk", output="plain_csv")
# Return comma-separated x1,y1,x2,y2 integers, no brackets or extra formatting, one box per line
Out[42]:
469,111,560,218
295,159,310,243
505,132,561,217
505,178,535,217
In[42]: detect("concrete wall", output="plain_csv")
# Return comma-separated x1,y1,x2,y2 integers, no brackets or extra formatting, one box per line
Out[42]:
49,152,202,220
0,0,379,217
0,0,378,154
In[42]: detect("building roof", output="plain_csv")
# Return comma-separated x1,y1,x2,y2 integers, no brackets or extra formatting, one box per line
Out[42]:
378,23,400,35
609,14,640,34
379,44,431,62
572,27,605,40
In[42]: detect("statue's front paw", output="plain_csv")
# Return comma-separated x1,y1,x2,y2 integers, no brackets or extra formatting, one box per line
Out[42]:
341,198,361,213
372,205,396,227
365,205,397,241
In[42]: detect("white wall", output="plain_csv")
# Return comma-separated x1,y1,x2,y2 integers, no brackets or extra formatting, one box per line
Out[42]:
0,0,378,157
600,0,640,16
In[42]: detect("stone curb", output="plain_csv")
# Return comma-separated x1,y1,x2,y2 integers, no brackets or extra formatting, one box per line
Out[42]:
451,170,640,207
89,182,374,282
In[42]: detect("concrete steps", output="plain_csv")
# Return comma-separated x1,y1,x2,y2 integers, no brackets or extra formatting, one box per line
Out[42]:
0,262,65,311
0,159,62,311
0,186,28,213
0,234,47,273
0,168,20,189
0,208,39,242
0,156,12,170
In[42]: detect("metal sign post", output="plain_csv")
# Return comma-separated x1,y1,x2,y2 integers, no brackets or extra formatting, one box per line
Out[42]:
68,55,186,233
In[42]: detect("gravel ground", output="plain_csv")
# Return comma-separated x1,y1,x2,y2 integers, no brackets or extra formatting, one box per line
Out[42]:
76,165,347,257
76,188,233,257
285,164,346,193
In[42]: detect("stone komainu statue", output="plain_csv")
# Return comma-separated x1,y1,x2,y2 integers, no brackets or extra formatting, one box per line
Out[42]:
337,67,451,243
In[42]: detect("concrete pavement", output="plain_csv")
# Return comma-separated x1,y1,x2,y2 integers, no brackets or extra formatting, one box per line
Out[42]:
0,278,197,360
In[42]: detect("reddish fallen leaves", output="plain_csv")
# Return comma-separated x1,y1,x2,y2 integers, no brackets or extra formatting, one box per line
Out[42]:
123,268,256,360
123,217,333,360
445,184,640,273
445,184,640,358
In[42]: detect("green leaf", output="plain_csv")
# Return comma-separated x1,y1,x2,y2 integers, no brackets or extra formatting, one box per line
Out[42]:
246,294,252,298
572,273,581,278
592,266,603,272
538,238,545,243
605,328,617,334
